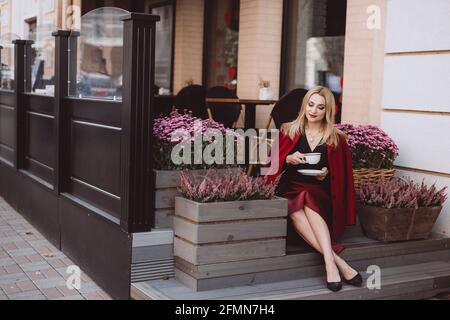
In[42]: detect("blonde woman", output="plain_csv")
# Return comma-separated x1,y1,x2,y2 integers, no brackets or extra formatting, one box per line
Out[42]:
268,86,361,292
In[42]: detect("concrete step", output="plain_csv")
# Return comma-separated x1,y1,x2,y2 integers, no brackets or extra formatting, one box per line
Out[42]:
131,261,450,300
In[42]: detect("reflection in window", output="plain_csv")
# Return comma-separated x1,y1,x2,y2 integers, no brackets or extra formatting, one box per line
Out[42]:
152,4,174,94
0,34,19,90
205,0,240,90
73,7,129,100
30,24,55,95
282,0,347,95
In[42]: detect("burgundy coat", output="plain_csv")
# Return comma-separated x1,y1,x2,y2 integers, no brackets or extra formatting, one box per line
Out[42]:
267,132,356,252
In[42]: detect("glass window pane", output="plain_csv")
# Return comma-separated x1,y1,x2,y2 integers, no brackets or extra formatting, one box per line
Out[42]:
30,24,55,96
205,0,240,90
0,33,19,91
153,5,173,94
283,0,347,94
72,7,129,101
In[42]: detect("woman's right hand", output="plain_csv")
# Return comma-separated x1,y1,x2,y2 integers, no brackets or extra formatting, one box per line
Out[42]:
286,152,307,165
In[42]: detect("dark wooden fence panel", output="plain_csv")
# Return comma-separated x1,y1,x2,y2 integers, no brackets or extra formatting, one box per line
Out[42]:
21,94,55,186
66,97,121,127
63,98,122,219
23,93,55,115
0,91,15,165
68,118,122,219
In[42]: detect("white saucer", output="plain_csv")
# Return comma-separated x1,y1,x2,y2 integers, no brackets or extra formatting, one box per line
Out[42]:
297,169,323,177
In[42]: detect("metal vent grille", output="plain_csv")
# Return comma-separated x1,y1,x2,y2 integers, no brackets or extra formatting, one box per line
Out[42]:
131,258,175,283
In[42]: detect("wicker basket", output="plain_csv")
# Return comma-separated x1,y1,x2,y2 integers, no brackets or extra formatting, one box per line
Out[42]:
353,168,396,189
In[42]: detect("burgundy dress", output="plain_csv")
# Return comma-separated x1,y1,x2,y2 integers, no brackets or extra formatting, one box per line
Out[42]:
278,134,332,228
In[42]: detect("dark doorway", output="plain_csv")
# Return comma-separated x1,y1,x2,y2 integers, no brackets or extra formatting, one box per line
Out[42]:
81,0,147,15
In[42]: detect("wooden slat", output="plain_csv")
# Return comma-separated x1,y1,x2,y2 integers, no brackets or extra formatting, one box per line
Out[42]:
155,189,179,209
154,209,175,229
175,197,288,223
174,216,287,244
65,97,122,128
154,168,239,192
154,170,181,189
0,90,14,106
23,93,54,115
174,237,286,265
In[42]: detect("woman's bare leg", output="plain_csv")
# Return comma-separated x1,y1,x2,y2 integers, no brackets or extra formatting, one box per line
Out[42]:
291,209,358,281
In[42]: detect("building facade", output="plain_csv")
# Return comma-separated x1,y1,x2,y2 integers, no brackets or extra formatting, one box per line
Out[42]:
0,0,449,235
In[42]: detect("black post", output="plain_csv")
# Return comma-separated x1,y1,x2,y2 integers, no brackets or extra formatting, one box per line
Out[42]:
52,30,79,194
120,13,160,233
12,40,33,170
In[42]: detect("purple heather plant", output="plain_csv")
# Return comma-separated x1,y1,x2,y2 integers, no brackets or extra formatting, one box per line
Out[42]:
153,112,238,143
152,112,242,170
336,124,399,169
357,177,447,209
179,168,281,203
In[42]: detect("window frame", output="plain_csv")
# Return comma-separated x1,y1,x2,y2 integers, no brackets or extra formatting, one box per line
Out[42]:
202,0,240,90
279,0,348,97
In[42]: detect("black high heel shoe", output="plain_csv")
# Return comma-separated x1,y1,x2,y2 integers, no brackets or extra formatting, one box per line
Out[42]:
343,272,363,287
327,281,343,292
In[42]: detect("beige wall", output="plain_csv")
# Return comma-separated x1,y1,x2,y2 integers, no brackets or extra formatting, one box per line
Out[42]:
237,0,283,128
173,0,204,93
380,0,450,236
341,0,386,125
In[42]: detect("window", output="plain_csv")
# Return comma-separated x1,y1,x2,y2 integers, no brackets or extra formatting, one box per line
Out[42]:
281,0,347,96
204,0,240,90
148,1,175,93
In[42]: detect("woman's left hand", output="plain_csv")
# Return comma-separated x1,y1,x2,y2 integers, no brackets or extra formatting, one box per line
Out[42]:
316,167,328,181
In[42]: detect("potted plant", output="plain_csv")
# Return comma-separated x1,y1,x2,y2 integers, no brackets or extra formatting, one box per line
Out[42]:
337,124,399,188
151,112,242,228
258,78,273,100
173,168,287,290
356,177,447,243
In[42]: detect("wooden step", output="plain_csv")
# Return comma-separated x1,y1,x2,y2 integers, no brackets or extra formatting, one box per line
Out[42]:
174,235,450,291
131,261,450,300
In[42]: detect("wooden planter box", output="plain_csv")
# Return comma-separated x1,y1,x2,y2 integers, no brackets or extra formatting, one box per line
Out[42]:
153,169,235,229
174,197,288,265
357,202,442,243
173,196,288,290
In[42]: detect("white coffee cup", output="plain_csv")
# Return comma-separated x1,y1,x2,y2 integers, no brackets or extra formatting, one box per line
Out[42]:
304,153,321,165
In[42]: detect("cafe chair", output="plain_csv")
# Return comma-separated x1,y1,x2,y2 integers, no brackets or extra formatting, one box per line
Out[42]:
174,85,209,119
247,88,308,176
270,88,309,129
206,86,242,129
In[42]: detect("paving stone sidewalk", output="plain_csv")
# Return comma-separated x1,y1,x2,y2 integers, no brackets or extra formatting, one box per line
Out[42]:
0,197,111,300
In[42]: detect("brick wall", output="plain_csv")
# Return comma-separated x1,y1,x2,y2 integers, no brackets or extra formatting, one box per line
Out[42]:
237,0,283,128
173,0,204,94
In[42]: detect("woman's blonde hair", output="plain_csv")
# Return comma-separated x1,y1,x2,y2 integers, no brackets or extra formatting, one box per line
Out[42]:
283,86,346,149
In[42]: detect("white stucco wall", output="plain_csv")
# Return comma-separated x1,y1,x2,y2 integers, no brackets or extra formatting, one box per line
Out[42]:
381,0,450,235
